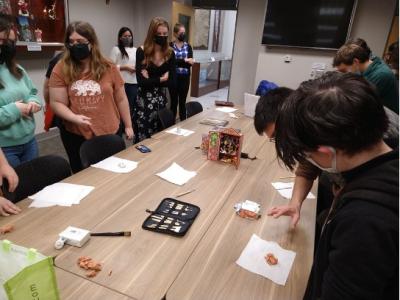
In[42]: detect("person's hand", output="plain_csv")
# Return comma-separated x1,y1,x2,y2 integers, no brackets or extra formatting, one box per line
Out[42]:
124,127,134,140
15,101,31,118
185,58,194,65
160,72,169,82
0,197,21,216
73,114,92,127
141,69,149,78
0,163,18,192
27,102,41,114
126,65,135,73
267,203,301,228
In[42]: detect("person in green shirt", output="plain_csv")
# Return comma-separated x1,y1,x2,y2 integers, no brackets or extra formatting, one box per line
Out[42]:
0,15,42,167
333,42,399,114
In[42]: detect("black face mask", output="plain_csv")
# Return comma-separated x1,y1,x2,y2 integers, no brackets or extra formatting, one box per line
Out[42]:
177,33,185,42
121,37,132,47
69,43,91,61
0,40,16,64
154,35,168,47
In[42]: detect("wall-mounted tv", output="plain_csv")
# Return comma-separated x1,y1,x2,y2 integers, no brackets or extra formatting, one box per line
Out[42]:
192,0,238,10
262,0,357,49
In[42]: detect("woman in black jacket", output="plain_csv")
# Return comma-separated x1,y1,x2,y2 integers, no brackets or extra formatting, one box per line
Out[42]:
134,17,175,143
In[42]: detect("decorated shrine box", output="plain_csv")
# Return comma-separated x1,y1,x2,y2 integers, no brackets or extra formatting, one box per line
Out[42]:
207,128,243,169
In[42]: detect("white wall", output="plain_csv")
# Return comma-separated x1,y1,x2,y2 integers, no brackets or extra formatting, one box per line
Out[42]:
220,10,236,59
230,0,397,103
228,0,266,103
68,0,136,55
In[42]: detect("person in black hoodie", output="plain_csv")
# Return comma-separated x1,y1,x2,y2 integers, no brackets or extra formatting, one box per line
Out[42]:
274,71,398,300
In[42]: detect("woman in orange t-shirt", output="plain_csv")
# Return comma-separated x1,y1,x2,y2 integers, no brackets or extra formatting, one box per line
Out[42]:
49,21,133,173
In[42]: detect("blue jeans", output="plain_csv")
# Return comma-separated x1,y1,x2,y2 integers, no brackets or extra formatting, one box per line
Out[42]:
2,138,39,168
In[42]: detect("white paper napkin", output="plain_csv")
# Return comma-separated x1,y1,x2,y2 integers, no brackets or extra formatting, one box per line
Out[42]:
156,162,197,186
216,107,237,113
91,156,138,173
28,183,94,207
165,127,195,137
236,234,296,285
271,182,315,199
244,93,260,117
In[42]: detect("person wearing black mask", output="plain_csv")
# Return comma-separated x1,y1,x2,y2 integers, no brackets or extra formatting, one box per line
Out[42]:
134,17,176,143
169,23,193,121
49,21,133,172
110,27,137,138
0,14,42,167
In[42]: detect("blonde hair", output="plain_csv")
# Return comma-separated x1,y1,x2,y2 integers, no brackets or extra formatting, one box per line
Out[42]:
62,21,112,84
143,17,173,67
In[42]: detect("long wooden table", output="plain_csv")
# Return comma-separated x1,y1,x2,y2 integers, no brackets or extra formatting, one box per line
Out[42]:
0,106,316,300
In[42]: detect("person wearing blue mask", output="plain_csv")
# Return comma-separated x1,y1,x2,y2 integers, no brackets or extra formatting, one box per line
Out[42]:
274,72,398,300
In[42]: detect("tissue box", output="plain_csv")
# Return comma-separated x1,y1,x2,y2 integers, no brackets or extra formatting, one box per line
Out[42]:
244,93,260,118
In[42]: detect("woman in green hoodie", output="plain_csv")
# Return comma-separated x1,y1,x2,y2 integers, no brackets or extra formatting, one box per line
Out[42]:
0,15,42,167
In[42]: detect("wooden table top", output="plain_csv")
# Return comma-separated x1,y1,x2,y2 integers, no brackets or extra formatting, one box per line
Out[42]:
166,141,317,300
0,106,316,300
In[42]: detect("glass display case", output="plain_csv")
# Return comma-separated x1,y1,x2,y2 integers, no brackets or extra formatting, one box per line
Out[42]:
191,58,232,97
0,0,67,49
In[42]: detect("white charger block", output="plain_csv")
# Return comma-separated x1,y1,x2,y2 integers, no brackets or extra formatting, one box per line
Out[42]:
244,93,260,118
56,226,90,249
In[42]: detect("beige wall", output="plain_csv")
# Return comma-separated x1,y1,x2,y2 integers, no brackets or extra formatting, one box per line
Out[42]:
230,0,397,103
228,0,266,103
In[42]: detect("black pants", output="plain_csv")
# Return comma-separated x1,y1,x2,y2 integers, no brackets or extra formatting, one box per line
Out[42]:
124,83,137,123
170,74,190,121
59,126,123,173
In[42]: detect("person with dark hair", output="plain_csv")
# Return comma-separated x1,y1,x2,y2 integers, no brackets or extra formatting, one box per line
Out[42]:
134,17,175,143
49,21,133,172
169,23,193,121
255,87,337,229
385,41,399,80
333,43,398,113
110,27,137,131
274,72,398,300
43,51,63,131
0,14,42,167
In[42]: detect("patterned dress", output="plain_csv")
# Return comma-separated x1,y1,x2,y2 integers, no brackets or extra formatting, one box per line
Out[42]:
134,47,176,144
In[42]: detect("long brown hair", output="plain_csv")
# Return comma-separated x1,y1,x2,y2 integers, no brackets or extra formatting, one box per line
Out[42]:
143,17,173,67
62,21,111,84
0,14,22,89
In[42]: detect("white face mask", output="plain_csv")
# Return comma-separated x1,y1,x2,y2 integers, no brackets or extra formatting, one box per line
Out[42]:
305,146,339,173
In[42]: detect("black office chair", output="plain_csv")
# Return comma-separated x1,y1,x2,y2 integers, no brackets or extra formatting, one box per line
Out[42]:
2,155,71,203
79,134,126,169
185,101,203,118
158,108,176,129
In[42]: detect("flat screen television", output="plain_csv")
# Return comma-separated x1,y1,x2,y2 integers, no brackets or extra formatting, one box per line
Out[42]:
262,0,357,49
192,0,238,10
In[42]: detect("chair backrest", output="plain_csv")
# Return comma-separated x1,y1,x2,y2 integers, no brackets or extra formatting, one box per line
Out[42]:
158,108,176,129
79,134,126,169
186,101,203,118
2,155,71,203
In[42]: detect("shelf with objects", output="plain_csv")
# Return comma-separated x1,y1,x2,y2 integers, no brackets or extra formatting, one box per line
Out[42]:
190,58,232,98
0,0,67,52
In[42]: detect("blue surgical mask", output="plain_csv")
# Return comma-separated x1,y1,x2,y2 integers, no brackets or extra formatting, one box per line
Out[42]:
306,146,339,173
